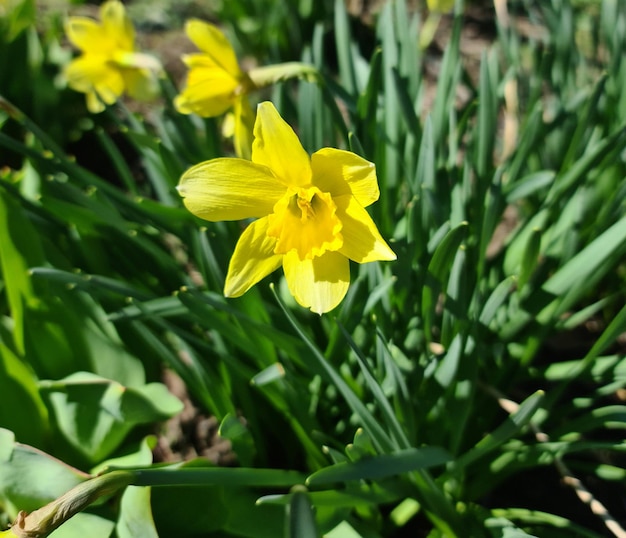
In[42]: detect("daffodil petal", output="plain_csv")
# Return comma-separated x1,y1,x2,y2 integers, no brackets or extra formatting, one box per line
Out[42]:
178,158,286,221
335,195,396,263
100,0,134,51
86,91,106,113
225,217,282,297
65,18,111,53
122,68,158,101
283,250,350,314
184,19,241,76
65,56,124,101
252,102,312,187
174,64,239,117
233,97,255,160
311,148,379,207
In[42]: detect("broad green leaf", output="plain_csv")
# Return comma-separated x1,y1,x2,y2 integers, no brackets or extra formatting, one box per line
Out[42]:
219,413,256,467
0,428,88,517
38,373,182,463
221,488,285,538
0,185,43,354
48,513,115,538
117,486,158,538
92,436,156,475
0,342,47,446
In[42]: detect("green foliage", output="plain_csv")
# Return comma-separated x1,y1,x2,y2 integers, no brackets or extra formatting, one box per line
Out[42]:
1,0,626,536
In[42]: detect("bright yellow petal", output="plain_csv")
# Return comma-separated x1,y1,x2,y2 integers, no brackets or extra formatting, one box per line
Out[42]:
335,195,396,263
283,250,350,314
85,90,106,113
174,60,239,117
100,0,134,51
65,56,124,103
178,158,286,221
233,97,255,160
224,217,282,297
65,18,113,53
311,148,379,207
185,19,241,77
251,101,312,187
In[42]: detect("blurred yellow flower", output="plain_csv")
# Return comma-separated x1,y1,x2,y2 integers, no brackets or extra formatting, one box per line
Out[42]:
427,0,455,12
175,20,254,117
64,0,161,113
178,102,396,314
175,19,255,158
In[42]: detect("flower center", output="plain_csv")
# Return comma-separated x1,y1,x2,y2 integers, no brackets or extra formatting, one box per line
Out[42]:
267,186,343,260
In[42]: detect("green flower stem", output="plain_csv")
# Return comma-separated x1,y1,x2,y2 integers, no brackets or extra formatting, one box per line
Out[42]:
247,62,320,87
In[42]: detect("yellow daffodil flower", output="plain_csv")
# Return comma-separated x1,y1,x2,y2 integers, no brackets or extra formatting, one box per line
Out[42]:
174,20,319,159
175,19,256,158
64,0,161,113
175,19,254,118
178,102,396,314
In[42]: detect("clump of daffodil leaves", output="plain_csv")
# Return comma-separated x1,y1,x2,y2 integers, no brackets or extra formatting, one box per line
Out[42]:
177,101,396,315
63,0,162,113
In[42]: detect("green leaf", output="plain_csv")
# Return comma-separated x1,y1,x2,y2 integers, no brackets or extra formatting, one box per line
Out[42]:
337,322,410,450
333,0,358,95
48,513,115,538
0,185,43,354
287,487,318,538
504,171,555,203
540,213,626,314
271,286,395,454
219,413,256,467
117,486,159,538
450,390,544,473
306,447,451,486
479,276,516,328
422,222,468,341
0,342,48,446
0,428,89,517
38,373,183,463
474,50,499,179
92,436,156,475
